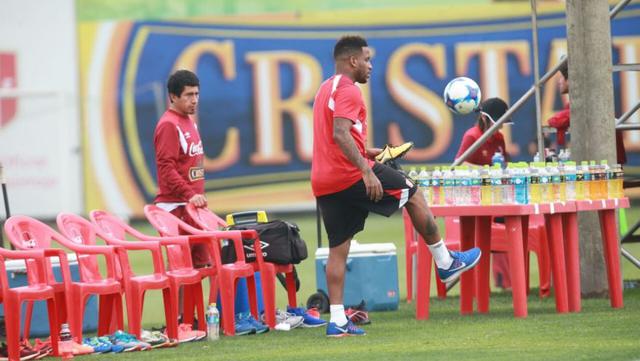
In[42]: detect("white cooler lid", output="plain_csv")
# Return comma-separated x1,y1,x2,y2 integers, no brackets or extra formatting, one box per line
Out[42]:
315,240,396,258
3,252,78,272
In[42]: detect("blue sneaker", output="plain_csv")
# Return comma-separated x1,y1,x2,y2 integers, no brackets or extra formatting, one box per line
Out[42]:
239,312,269,334
437,248,482,283
234,313,257,335
286,306,328,328
326,320,366,337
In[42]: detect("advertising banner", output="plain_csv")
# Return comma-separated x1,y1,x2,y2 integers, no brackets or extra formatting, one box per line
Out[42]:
0,0,82,218
79,5,640,216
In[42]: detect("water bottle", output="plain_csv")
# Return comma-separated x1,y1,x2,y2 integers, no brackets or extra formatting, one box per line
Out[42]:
490,164,503,204
480,166,492,205
442,168,455,205
575,162,585,200
582,161,593,200
469,167,481,205
206,303,220,341
539,164,552,203
407,167,418,182
512,163,528,205
564,161,577,201
589,161,601,199
431,167,443,205
528,163,541,204
501,166,514,204
492,151,505,169
454,166,470,205
558,149,570,164
600,160,610,200
59,323,74,360
549,162,564,202
612,164,624,199
417,167,431,204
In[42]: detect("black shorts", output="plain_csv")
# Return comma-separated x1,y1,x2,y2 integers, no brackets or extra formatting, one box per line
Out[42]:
317,163,418,248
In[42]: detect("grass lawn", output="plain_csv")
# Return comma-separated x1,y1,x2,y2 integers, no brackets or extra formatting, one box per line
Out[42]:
85,210,640,360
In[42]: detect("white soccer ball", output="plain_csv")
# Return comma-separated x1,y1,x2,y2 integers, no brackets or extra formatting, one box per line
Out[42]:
443,77,482,115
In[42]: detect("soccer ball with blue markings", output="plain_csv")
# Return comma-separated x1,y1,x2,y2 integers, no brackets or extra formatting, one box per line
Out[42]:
443,77,482,115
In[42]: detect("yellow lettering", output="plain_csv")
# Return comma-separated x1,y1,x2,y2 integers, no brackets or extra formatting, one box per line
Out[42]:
246,51,322,164
173,40,240,171
456,41,531,156
386,43,452,161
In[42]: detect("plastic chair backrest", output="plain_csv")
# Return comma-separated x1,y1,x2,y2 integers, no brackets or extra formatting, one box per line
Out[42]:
55,213,111,282
143,205,185,237
185,204,227,231
4,216,67,284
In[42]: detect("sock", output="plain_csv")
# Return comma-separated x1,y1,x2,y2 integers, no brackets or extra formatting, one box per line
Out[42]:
329,304,348,326
428,239,454,269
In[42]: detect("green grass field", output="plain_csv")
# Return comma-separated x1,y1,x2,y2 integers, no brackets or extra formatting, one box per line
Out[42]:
84,210,640,361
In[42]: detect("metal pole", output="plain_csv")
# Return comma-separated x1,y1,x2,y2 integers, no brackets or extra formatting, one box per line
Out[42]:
0,162,10,249
530,0,545,160
615,100,640,126
451,0,632,167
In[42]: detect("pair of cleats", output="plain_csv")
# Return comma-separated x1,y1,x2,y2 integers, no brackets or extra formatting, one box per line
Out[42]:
286,306,327,328
83,336,126,354
0,339,51,361
375,142,414,164
235,312,269,335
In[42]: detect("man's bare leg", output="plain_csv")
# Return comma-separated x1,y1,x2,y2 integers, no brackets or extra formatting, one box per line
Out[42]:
326,239,351,326
404,189,481,283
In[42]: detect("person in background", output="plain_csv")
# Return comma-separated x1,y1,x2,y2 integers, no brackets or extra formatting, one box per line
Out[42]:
455,97,513,290
547,60,627,165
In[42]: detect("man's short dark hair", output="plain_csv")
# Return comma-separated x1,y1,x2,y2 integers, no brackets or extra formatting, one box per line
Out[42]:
333,35,368,60
167,69,200,97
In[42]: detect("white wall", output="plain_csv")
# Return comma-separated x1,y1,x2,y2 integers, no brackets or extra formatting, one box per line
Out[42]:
0,0,82,218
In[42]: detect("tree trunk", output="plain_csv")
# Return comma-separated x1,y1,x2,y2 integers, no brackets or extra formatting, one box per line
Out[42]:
565,0,617,297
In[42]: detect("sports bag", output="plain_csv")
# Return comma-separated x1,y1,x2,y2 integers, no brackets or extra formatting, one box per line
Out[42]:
221,220,308,265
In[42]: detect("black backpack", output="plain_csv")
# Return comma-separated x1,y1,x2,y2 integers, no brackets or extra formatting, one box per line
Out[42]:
221,220,308,265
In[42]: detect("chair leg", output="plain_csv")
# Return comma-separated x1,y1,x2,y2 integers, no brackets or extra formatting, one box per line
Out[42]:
192,283,206,332
47,298,60,357
5,298,22,361
208,275,218,305
246,275,259,320
220,277,237,336
285,271,298,308
435,264,447,299
259,264,276,329
182,285,195,326
23,300,34,340
162,287,178,340
71,293,86,343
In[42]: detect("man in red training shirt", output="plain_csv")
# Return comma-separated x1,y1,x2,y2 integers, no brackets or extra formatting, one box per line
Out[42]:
547,61,626,164
153,69,209,267
312,35,481,337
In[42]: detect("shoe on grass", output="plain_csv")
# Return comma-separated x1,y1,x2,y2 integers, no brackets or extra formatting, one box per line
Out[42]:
437,248,482,284
375,142,414,164
234,314,256,336
326,320,366,337
287,306,327,328
238,313,268,334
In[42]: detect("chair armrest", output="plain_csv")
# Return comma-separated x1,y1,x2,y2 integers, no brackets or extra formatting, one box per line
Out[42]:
104,239,166,274
43,249,73,286
70,245,119,280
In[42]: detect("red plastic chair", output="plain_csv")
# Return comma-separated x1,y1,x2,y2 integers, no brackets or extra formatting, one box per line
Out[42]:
142,205,264,334
88,210,205,338
185,204,298,315
3,216,77,340
53,213,126,339
0,247,61,360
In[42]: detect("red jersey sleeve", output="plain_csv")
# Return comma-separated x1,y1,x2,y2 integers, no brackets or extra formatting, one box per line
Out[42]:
154,122,197,200
333,84,362,122
548,107,571,146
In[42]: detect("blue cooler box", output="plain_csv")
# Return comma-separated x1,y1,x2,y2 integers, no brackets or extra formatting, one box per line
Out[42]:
0,253,98,337
315,241,399,311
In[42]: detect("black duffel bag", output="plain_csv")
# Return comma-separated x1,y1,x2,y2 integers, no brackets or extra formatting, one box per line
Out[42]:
221,220,308,265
